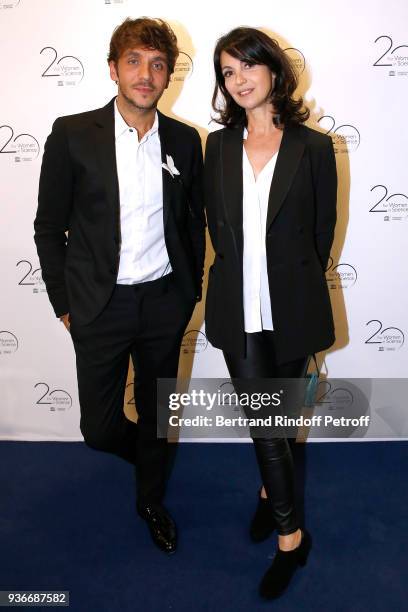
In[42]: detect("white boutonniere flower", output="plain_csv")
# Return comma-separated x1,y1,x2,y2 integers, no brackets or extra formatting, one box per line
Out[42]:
162,155,180,178
161,153,196,219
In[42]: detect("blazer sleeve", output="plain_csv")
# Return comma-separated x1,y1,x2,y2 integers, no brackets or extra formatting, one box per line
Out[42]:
187,129,206,301
34,117,73,317
203,131,219,253
314,136,337,270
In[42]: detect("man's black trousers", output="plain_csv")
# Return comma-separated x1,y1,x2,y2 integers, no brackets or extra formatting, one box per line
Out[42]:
70,273,194,505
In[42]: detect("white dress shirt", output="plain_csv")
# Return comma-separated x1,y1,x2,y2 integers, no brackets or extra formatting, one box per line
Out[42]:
242,128,277,332
114,100,171,284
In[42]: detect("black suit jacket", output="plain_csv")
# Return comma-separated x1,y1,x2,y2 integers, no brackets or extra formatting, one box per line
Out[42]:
34,98,206,324
204,122,337,364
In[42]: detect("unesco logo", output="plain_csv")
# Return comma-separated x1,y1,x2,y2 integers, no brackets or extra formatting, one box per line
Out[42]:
172,52,193,83
104,0,125,4
326,258,357,289
16,260,45,293
373,35,408,77
0,331,19,355
365,320,405,351
0,125,40,162
369,185,408,221
318,115,360,153
284,47,306,74
182,329,208,354
0,0,20,8
40,47,84,86
34,383,72,412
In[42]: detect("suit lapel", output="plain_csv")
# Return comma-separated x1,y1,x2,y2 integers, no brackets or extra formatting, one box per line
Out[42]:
266,124,305,230
157,111,176,229
92,98,120,221
221,126,244,232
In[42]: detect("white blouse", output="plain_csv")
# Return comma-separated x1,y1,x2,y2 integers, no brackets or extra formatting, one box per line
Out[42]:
242,129,277,333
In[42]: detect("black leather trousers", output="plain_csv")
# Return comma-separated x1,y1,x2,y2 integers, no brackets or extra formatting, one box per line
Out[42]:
224,331,309,535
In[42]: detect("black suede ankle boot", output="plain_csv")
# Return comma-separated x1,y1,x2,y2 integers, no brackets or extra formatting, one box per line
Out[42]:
259,529,312,599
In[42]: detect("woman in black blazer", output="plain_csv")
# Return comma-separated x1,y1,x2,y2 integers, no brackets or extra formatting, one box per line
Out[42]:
204,27,337,599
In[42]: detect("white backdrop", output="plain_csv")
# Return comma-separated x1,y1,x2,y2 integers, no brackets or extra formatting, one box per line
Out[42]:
1,0,407,441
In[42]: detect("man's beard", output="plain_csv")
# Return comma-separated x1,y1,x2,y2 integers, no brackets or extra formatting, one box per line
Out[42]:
121,87,159,112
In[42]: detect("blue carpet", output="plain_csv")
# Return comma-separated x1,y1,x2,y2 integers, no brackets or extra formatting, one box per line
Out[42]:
0,441,407,611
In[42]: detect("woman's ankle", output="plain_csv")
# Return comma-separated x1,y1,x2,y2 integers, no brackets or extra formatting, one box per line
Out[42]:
278,528,302,551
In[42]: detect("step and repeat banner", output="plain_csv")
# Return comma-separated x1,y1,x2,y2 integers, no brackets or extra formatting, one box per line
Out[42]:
1,0,407,441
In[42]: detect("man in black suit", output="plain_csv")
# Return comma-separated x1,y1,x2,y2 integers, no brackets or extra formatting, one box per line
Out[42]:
34,17,205,553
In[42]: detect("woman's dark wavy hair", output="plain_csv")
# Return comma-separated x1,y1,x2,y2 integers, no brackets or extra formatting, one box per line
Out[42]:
212,27,309,128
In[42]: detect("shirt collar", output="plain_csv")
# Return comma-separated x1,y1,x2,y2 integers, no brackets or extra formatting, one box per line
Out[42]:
114,98,159,142
243,126,248,140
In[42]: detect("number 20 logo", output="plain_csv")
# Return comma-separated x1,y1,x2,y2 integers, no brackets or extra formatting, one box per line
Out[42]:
16,260,42,285
369,185,408,213
40,47,84,82
0,126,40,158
373,36,408,66
365,320,404,348
35,383,72,408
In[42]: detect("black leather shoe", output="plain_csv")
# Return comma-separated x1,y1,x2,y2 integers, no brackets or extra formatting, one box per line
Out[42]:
250,490,276,542
259,529,311,599
137,503,177,554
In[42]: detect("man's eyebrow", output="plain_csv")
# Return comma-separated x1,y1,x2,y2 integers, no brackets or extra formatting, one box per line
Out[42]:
124,51,167,62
